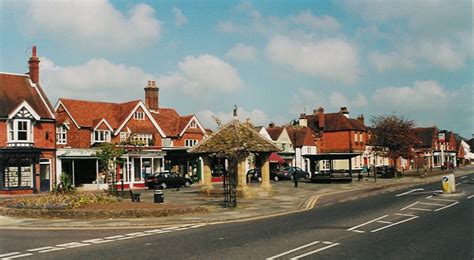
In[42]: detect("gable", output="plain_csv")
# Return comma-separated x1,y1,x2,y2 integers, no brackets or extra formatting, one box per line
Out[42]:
114,101,166,138
8,101,41,120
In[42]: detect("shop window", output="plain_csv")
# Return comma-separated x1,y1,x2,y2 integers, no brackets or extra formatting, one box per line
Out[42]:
3,159,33,188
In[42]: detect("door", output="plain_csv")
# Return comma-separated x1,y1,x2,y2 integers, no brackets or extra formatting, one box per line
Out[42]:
39,160,50,192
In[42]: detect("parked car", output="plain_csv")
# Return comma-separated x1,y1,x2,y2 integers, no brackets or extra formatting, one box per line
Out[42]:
145,172,193,189
375,166,401,178
246,168,262,183
271,167,310,181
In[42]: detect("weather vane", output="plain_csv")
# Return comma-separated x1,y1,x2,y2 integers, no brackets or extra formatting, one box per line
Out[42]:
233,105,238,117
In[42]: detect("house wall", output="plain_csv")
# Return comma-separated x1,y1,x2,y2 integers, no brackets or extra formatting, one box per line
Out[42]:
175,130,204,147
321,130,367,153
112,114,163,146
0,121,7,146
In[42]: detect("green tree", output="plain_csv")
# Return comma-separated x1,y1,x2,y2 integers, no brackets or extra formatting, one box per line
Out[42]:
96,142,125,194
369,114,417,167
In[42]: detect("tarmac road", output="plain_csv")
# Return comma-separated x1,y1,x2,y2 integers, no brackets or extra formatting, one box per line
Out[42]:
1,173,472,260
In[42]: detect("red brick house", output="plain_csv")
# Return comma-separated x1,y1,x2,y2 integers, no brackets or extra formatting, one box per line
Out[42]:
0,47,56,194
299,107,368,172
413,127,457,170
54,80,206,189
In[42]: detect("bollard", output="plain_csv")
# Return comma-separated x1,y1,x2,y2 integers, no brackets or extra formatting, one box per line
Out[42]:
442,174,456,193
154,189,164,203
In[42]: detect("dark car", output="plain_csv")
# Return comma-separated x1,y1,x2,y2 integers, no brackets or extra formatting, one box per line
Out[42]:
272,167,310,181
375,166,400,178
145,172,193,189
246,168,262,183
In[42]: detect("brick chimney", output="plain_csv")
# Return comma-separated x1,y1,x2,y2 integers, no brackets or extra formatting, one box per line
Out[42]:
318,107,324,130
357,114,365,125
144,80,159,112
28,46,40,84
298,113,307,127
340,107,349,118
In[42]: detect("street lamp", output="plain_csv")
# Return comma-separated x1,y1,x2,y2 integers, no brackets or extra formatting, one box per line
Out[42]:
291,120,298,188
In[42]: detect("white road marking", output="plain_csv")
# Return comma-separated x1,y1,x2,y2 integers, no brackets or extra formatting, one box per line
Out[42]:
27,246,65,253
104,235,126,239
428,198,457,202
347,215,389,232
394,213,417,217
455,183,462,186
409,207,432,212
467,195,474,199
1,253,33,259
371,216,419,233
351,229,365,233
377,220,393,224
396,188,424,197
434,202,459,212
290,242,340,260
420,202,445,206
0,253,21,258
266,241,320,260
460,176,467,179
400,201,420,211
55,242,89,249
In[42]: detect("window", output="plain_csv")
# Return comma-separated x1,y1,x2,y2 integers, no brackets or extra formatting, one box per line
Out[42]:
185,139,198,147
132,133,153,146
133,111,144,120
120,132,130,142
7,119,33,145
162,138,173,147
93,130,110,143
56,125,67,144
190,121,197,128
354,132,359,143
3,159,33,188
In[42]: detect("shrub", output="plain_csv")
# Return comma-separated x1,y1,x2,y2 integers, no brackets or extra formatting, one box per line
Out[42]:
5,192,120,210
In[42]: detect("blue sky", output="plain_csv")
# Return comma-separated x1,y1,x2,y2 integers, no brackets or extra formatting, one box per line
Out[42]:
1,0,472,137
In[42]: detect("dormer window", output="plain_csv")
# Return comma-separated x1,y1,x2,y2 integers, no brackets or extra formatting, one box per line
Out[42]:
185,139,198,147
56,125,68,144
93,130,110,143
190,121,197,128
7,119,33,146
133,111,144,120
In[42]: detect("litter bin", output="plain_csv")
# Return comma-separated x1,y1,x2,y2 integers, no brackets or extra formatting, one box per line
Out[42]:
154,189,164,203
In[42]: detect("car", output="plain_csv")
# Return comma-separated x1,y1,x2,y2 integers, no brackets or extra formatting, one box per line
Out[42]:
246,168,263,183
145,172,193,189
375,166,400,178
271,167,310,181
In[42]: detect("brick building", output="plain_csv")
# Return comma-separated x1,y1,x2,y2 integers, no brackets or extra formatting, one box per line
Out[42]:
0,47,56,194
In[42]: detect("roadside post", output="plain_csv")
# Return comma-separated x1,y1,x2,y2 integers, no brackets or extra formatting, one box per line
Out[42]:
442,174,456,194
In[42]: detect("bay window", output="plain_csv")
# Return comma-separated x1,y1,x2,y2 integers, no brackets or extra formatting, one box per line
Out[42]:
7,119,33,146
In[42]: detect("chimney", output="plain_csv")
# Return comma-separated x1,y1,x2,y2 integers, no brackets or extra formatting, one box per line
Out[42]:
28,46,40,84
144,80,159,112
357,114,365,125
318,107,325,130
340,107,349,118
298,113,307,127
269,122,275,128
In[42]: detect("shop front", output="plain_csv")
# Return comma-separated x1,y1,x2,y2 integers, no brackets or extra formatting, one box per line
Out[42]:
56,148,101,190
120,150,166,188
0,148,53,194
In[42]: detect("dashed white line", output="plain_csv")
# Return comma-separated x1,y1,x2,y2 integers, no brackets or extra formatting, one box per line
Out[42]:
460,176,468,179
371,215,419,233
420,202,445,206
1,253,34,259
409,207,432,212
27,246,65,253
0,253,21,258
347,215,389,232
55,242,89,249
394,213,417,217
377,220,393,224
396,188,424,197
434,202,459,212
266,241,320,260
290,242,340,260
467,195,474,199
428,198,457,202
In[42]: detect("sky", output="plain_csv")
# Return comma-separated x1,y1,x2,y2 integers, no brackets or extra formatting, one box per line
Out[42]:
0,0,472,138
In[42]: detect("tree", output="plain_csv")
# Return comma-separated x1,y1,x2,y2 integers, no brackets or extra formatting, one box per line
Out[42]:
369,114,417,168
96,142,126,194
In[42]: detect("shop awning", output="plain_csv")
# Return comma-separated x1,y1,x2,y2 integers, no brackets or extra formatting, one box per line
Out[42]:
269,152,285,163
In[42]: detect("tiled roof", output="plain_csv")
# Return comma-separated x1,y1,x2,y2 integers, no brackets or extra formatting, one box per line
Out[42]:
266,127,284,141
286,126,316,147
0,73,54,119
189,119,281,154
58,98,140,129
413,127,437,148
151,109,195,137
306,113,366,132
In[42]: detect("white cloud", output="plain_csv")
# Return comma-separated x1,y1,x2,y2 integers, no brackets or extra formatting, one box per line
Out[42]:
24,0,161,51
158,54,243,95
266,35,359,83
289,88,329,115
372,80,449,113
197,107,269,130
216,20,242,33
330,92,367,108
40,57,154,102
290,10,341,31
172,6,188,27
417,41,464,70
225,43,258,62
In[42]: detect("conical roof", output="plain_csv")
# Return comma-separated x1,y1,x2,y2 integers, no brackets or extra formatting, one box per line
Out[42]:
189,118,281,155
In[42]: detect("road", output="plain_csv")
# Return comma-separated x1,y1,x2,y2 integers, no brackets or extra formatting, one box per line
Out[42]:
1,173,473,260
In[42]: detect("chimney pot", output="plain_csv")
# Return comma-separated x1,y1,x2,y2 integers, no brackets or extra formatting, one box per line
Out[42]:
269,122,275,128
145,80,159,111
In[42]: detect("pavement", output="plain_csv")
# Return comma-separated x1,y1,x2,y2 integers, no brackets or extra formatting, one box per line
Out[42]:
0,165,472,229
